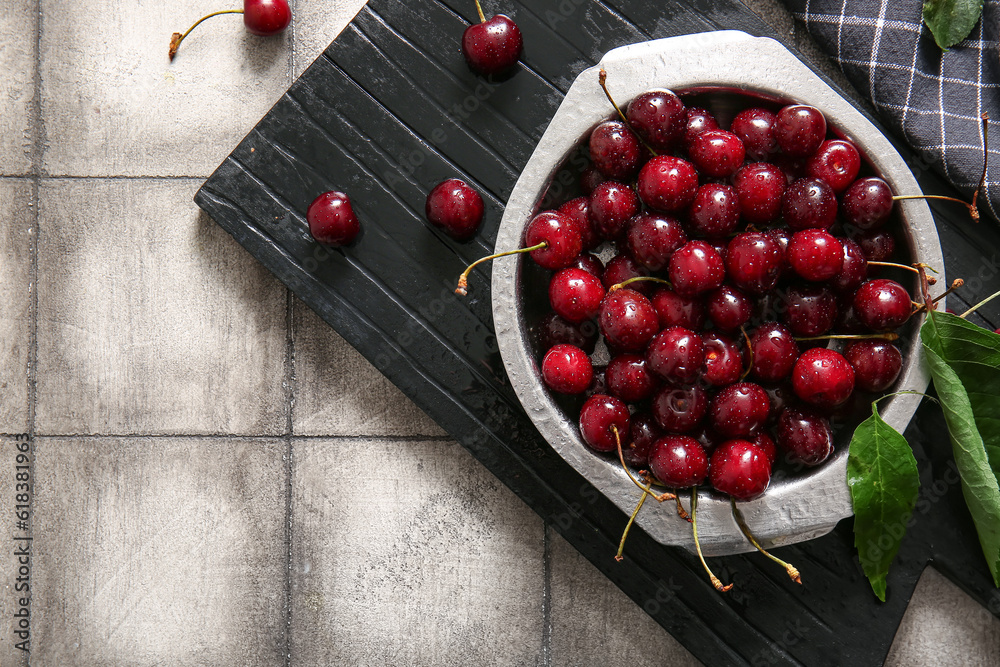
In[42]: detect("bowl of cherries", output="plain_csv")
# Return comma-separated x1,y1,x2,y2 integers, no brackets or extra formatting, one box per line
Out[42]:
489,31,945,565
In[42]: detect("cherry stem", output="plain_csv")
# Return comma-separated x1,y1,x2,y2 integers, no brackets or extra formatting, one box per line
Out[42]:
455,242,547,296
613,426,674,502
691,488,733,592
675,493,692,522
866,260,938,276
959,287,1000,319
730,498,802,585
598,69,658,156
616,481,651,562
795,332,899,342
739,326,753,381
169,9,244,61
609,276,672,292
917,279,964,311
893,194,980,224
472,0,487,23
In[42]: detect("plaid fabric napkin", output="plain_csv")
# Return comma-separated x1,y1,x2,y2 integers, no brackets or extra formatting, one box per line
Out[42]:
781,0,1000,222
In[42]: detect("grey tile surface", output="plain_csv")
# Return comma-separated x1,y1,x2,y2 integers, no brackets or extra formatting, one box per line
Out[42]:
0,0,35,175
292,0,369,77
292,299,445,436
0,437,31,667
549,531,702,667
0,180,32,434
291,437,544,665
35,179,287,435
40,0,290,177
30,436,287,666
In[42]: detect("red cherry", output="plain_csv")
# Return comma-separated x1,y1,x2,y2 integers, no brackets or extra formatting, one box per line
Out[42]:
682,107,719,149
624,414,663,468
749,322,800,383
646,326,704,385
625,212,687,271
606,353,660,403
590,181,639,241
668,241,725,297
787,229,844,282
541,344,593,394
598,289,659,352
842,178,894,231
650,288,705,330
702,331,743,387
782,177,838,231
637,156,699,213
426,179,484,240
307,191,360,246
731,107,778,160
709,440,771,501
626,89,686,152
535,312,599,355
853,279,912,331
461,6,523,77
243,0,292,35
776,407,833,466
844,340,903,392
791,347,855,408
710,382,771,439
726,232,783,295
733,162,787,224
590,121,642,181
548,268,605,323
806,139,861,193
687,183,741,240
579,394,630,452
523,211,583,270
649,436,709,488
688,129,746,178
558,197,600,251
774,104,827,158
652,384,708,433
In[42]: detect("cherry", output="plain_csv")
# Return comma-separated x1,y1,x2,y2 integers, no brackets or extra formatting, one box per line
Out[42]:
606,353,660,403
548,268,605,323
625,212,687,271
702,331,743,386
853,279,912,331
651,288,705,330
830,238,868,293
783,283,838,337
776,407,833,466
854,229,896,263
461,0,523,77
626,89,686,152
766,228,793,278
764,384,795,425
669,241,725,297
806,139,861,193
587,366,608,396
569,252,605,279
709,439,771,501
710,382,771,439
730,107,778,160
682,107,719,149
603,254,652,295
835,298,866,334
726,232,783,295
580,166,606,195
733,162,787,224
169,0,292,60
579,394,630,452
649,436,709,488
792,347,855,408
590,120,642,181
425,179,484,241
536,312,599,355
598,289,659,351
688,129,746,178
787,229,844,282
646,326,704,385
307,191,361,246
652,384,708,433
842,177,894,231
624,413,663,468
844,340,903,392
590,181,639,241
687,183,741,239
752,432,778,466
522,211,583,269
558,197,600,251
542,344,593,394
706,285,752,331
782,177,838,231
749,322,800,382
637,156,699,213
774,104,827,158
772,153,807,183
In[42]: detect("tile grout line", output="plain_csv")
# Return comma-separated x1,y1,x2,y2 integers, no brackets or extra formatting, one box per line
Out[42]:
542,524,552,667
284,10,297,666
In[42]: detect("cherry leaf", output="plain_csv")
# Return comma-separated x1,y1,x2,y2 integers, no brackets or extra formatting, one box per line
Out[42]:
847,403,920,601
920,310,1000,586
923,0,985,50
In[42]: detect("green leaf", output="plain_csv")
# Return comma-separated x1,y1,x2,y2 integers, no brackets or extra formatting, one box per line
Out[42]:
920,311,1000,586
923,0,984,49
847,403,920,601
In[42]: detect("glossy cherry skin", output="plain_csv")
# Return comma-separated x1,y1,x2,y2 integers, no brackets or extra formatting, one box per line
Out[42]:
590,120,642,181
682,107,719,149
787,229,844,282
806,139,861,193
733,162,787,224
688,129,746,178
710,382,771,439
589,181,639,241
652,384,708,433
603,254,651,295
792,347,855,408
842,177,894,231
579,394,630,452
776,407,833,466
853,279,912,331
774,104,827,158
462,13,523,76
646,326,704,385
783,283,838,337
425,179,484,240
702,331,743,386
626,212,687,271
782,177,838,231
307,191,361,246
524,211,583,270
706,285,752,331
766,227,793,278
579,166,606,195
749,322,800,383
709,440,771,501
624,413,663,468
548,268,605,323
541,344,593,394
649,436,709,488
669,241,725,297
536,312,599,355
243,0,292,36
854,229,896,263
830,239,868,293
637,156,699,213
606,353,659,403
598,289,659,351
570,252,604,279
687,183,740,239
845,340,903,392
726,231,783,295
651,288,705,330
558,197,600,251
731,107,778,160
626,89,686,152
752,432,778,466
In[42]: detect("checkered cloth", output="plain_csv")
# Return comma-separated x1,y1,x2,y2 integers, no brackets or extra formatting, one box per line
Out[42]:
782,0,1000,223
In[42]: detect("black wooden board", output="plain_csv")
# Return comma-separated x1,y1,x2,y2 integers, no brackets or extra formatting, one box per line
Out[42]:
194,1,1000,664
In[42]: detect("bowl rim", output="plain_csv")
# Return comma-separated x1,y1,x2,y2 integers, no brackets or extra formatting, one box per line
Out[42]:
491,31,944,556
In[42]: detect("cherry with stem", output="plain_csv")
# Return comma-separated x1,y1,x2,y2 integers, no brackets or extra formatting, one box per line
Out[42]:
169,0,291,61
598,69,658,156
455,242,546,295
613,426,674,502
730,498,802,584
691,488,733,592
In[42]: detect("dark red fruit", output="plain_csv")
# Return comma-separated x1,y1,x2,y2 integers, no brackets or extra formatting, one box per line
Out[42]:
637,156,699,213
854,229,896,263
787,229,844,282
624,414,663,468
844,340,903,392
590,120,642,181
651,288,705,330
652,384,708,433
687,183,741,239
830,239,868,293
806,139,861,193
731,107,778,160
669,241,725,297
625,212,687,271
589,181,639,241
853,279,912,331
706,285,752,331
243,0,292,35
548,268,605,323
602,254,651,295
710,382,770,439
782,177,838,231
426,178,484,240
792,347,855,408
570,252,605,279
766,227,793,278
536,312,599,355
541,344,593,394
842,177,894,231
682,107,719,149
774,104,827,158
649,436,709,488
598,289,659,351
783,283,838,337
749,323,800,383
709,440,771,501
558,197,600,251
776,407,833,466
606,353,659,403
462,12,523,76
688,129,746,178
726,232,783,295
307,191,361,246
702,331,743,386
733,162,787,224
524,211,583,270
752,432,777,466
579,394,630,452
626,89,686,152
646,326,704,385
580,166,606,195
